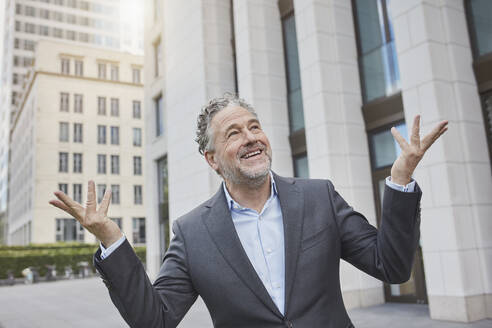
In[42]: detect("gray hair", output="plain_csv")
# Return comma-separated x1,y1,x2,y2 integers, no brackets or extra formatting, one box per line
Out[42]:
195,93,257,155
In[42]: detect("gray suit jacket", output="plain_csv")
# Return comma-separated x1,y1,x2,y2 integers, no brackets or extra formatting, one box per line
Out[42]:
94,173,422,328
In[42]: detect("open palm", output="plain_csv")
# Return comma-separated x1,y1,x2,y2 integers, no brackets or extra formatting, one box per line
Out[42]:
49,180,122,246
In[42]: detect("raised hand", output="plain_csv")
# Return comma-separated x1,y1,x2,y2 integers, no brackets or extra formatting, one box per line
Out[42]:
49,180,122,247
390,115,448,185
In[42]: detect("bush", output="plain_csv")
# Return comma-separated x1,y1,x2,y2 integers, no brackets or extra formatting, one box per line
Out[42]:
0,243,146,279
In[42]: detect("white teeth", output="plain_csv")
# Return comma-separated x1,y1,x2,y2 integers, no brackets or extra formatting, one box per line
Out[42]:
244,150,261,158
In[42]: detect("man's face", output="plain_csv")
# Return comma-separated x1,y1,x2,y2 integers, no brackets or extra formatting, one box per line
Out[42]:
205,105,272,186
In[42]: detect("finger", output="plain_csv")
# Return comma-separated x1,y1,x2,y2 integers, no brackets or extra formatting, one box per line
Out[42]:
86,180,97,214
49,199,73,214
98,188,112,216
391,127,409,150
410,115,421,147
54,191,83,212
422,120,448,150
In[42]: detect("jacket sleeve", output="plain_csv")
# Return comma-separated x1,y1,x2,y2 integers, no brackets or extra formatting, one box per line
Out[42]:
328,180,422,283
93,220,198,328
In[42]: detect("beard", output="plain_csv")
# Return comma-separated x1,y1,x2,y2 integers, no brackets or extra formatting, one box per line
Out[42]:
217,144,272,188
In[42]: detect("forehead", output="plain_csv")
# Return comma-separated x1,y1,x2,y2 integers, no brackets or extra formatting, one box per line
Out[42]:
211,105,257,132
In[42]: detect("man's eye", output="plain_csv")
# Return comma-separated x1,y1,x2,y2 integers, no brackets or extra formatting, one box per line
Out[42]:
251,125,260,130
227,131,238,138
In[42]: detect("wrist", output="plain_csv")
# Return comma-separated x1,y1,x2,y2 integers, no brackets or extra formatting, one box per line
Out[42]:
390,175,411,185
99,220,123,247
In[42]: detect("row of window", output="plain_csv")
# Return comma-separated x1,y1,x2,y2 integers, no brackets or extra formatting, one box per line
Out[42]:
58,152,142,175
58,183,143,205
59,93,142,118
60,58,141,84
16,1,117,22
14,21,119,48
96,125,142,147
55,217,145,243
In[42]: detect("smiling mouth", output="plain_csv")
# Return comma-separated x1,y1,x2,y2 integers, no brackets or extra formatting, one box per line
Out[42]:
241,149,263,160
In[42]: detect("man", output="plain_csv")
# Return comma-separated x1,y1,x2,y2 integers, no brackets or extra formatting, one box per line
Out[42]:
50,94,448,327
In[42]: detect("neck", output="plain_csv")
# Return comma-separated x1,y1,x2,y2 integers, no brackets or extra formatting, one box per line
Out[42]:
225,174,271,213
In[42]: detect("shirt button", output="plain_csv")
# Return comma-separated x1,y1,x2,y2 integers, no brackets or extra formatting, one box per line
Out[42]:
266,248,273,254
258,215,262,220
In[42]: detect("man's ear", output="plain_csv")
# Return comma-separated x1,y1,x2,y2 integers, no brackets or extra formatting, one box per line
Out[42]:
204,150,219,172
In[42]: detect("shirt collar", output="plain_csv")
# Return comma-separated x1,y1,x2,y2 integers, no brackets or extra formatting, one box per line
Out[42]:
222,171,278,211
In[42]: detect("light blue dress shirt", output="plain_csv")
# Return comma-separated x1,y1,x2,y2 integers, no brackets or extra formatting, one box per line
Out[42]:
222,175,286,314
100,175,416,315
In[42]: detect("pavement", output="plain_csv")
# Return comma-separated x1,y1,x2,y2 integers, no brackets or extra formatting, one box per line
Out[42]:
0,278,490,328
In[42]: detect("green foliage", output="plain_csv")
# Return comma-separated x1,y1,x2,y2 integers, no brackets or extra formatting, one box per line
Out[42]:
0,243,146,279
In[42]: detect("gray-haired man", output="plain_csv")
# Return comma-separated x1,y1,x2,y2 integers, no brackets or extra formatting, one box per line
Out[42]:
50,94,448,327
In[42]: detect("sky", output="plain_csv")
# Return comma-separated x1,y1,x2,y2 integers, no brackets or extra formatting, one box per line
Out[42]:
0,1,4,89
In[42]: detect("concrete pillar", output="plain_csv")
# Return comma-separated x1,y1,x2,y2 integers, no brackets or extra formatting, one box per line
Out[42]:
294,0,383,309
390,0,492,322
145,0,236,279
233,0,293,176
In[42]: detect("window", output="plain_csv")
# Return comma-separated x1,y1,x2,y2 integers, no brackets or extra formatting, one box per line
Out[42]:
73,183,82,203
155,95,163,136
133,128,142,146
466,0,492,56
25,6,36,16
97,154,106,174
58,183,68,194
134,185,143,204
40,9,50,19
15,21,21,32
133,156,142,175
353,0,400,103
24,40,35,51
25,23,36,34
369,123,407,169
73,153,83,173
59,152,68,172
67,14,76,24
111,217,122,229
16,4,22,14
154,39,162,77
14,39,20,49
110,65,119,81
97,125,106,144
110,98,119,116
133,100,141,119
53,11,63,22
111,185,120,204
293,154,309,178
61,58,70,74
59,122,69,142
157,156,169,255
74,94,83,113
97,184,106,203
39,25,49,36
55,218,84,242
66,30,76,40
97,96,106,115
75,60,83,76
132,68,141,84
98,63,106,79
54,28,63,38
111,155,120,174
282,14,305,133
110,126,119,145
132,218,146,244
79,32,89,43
73,123,83,142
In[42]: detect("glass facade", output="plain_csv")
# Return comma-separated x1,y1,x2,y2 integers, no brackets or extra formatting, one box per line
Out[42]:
354,0,400,103
468,0,492,56
157,157,169,255
282,14,305,133
293,154,309,178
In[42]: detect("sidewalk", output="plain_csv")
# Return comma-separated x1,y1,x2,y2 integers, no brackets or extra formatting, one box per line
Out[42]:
0,278,490,327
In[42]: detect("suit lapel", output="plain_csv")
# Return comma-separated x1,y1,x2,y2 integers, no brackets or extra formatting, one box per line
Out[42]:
202,186,283,318
273,173,304,317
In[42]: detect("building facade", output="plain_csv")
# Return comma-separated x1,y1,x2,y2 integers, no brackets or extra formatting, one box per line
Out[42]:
0,0,143,246
8,40,145,246
144,0,492,323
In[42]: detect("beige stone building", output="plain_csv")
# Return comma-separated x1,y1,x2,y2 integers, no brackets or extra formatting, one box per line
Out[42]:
144,0,492,323
8,40,145,245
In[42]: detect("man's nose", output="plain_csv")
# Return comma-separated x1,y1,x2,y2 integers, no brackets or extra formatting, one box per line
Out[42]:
243,128,257,144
